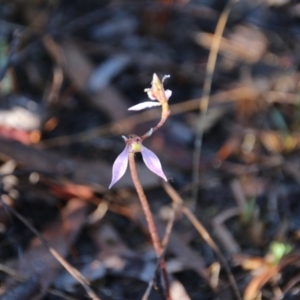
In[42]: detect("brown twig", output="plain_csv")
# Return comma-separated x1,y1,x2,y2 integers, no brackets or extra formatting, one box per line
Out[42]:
39,85,258,148
162,182,242,300
0,196,101,300
128,152,171,300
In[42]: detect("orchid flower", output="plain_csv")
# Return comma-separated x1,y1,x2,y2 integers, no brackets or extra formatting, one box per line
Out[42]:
128,74,172,111
109,131,167,189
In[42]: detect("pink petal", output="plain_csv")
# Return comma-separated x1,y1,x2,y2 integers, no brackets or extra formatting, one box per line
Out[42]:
141,146,167,181
109,145,130,189
165,90,172,100
128,102,161,111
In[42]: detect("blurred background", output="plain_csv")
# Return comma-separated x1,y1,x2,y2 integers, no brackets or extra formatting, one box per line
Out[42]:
1,0,300,299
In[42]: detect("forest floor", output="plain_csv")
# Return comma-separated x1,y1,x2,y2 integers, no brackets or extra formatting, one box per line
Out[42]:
1,1,300,299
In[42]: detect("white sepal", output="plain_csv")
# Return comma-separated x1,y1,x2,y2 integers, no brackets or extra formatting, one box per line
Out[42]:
128,102,161,111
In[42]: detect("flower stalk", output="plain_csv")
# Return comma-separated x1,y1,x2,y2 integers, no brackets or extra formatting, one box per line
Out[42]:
128,152,162,255
128,152,171,300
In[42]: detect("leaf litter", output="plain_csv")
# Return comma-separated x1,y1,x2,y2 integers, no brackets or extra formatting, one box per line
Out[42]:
1,1,300,299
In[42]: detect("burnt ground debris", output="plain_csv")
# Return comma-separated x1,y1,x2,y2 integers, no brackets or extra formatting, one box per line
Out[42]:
1,0,300,299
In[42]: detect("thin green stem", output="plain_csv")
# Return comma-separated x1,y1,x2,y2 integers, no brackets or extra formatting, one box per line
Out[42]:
128,152,171,300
